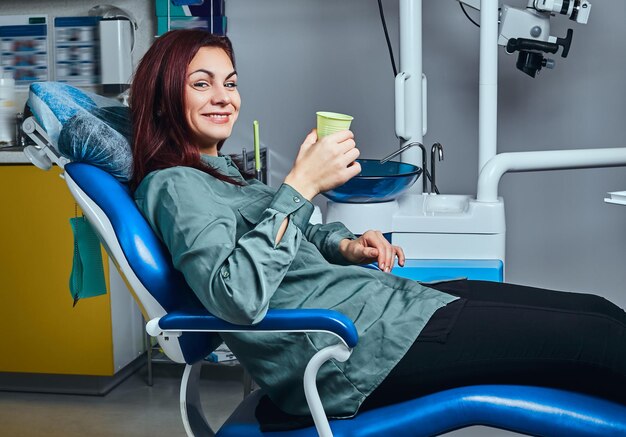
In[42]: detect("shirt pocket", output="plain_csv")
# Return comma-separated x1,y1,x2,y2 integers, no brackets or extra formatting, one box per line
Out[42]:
237,194,273,225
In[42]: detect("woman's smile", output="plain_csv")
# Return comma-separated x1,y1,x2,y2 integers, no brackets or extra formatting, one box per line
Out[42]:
203,112,232,124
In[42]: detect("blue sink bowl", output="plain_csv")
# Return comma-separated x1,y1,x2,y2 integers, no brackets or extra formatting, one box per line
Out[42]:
322,159,422,203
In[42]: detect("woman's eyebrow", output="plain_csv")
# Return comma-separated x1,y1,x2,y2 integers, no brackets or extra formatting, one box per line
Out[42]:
188,69,237,79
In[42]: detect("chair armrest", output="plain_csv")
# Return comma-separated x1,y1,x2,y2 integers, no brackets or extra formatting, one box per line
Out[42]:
147,308,358,437
148,308,359,348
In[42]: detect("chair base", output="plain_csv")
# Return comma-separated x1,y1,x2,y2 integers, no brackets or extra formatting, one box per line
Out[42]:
181,363,215,437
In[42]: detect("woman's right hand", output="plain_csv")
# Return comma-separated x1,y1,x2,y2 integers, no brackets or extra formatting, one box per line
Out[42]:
284,129,361,200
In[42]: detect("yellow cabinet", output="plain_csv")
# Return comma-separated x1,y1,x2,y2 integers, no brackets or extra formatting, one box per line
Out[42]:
0,164,144,385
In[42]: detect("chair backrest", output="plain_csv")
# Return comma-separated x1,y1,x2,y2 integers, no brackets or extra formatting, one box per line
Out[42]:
64,162,220,364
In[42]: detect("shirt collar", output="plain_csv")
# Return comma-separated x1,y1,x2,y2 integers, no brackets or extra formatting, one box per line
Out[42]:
200,153,244,180
200,153,235,171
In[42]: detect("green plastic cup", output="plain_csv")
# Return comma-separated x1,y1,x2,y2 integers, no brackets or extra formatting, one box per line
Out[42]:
316,111,354,138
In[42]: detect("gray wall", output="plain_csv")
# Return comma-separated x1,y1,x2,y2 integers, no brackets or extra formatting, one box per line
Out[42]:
226,0,626,308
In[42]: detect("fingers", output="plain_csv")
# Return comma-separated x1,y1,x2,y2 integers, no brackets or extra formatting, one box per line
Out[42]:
343,146,360,164
329,131,359,173
359,230,406,273
343,155,361,179
378,236,393,272
395,245,406,267
353,244,377,262
300,129,318,151
360,230,391,272
294,128,359,194
319,130,356,154
345,231,405,271
323,129,354,144
322,131,360,182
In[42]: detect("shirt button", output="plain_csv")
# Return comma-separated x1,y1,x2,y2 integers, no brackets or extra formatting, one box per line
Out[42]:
221,269,230,279
293,196,301,203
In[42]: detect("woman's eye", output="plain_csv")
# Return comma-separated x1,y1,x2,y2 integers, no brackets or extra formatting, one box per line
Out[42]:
192,81,209,89
225,81,238,89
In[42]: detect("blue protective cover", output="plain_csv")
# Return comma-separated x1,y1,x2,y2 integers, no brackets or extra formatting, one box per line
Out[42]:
28,82,133,181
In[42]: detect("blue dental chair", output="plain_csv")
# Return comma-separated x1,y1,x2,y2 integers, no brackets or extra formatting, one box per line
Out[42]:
23,82,626,436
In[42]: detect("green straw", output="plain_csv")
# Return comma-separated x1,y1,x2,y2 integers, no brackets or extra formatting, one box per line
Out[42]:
253,120,261,180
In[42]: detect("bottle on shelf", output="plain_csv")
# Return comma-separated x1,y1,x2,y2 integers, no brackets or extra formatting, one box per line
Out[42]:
0,67,16,147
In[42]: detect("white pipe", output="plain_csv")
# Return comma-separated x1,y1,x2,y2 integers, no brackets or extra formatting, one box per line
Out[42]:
477,147,626,202
303,343,352,437
478,0,500,173
398,0,423,194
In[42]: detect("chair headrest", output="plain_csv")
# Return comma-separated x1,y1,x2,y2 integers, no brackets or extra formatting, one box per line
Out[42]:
28,82,133,182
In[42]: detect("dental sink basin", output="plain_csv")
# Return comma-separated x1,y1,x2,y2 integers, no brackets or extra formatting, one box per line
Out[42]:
423,194,471,214
322,159,422,204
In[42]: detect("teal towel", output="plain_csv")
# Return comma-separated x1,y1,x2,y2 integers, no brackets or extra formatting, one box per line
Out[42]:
69,216,107,306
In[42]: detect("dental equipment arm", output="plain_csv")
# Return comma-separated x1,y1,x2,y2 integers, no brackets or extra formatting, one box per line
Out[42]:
458,0,592,77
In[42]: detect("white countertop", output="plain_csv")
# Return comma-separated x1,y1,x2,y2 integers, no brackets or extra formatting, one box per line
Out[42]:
0,149,32,164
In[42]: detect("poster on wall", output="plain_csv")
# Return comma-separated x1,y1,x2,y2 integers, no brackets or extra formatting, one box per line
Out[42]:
53,16,101,86
0,15,49,88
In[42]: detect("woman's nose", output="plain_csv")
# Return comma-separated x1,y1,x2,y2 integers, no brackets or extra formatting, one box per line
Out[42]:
212,86,231,105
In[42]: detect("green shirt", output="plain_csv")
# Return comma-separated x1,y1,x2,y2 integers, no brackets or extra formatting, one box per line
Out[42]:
134,154,457,418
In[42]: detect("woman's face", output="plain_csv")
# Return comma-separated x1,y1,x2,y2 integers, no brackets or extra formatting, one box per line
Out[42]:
184,46,240,155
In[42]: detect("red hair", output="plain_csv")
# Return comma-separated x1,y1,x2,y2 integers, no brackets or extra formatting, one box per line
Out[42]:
129,29,244,190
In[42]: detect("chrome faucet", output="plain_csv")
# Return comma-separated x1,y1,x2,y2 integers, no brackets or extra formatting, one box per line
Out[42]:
379,141,444,194
379,141,428,192
429,143,444,194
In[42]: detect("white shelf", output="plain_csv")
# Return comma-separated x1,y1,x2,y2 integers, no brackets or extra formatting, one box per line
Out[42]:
605,191,626,206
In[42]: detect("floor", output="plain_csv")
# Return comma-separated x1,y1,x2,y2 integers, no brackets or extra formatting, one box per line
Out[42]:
0,362,523,437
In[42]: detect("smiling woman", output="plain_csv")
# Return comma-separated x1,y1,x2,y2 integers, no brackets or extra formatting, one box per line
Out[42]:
130,30,244,190
184,46,240,154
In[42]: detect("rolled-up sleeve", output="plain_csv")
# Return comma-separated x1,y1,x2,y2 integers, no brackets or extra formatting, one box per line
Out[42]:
137,171,312,325
268,183,314,233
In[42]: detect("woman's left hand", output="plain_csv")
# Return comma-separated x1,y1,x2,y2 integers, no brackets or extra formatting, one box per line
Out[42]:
339,230,405,272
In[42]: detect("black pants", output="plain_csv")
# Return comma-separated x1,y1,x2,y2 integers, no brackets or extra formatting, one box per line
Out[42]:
362,279,626,410
257,279,626,430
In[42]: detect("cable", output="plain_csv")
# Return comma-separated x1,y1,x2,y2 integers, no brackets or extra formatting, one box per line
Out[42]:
460,2,480,27
377,0,397,77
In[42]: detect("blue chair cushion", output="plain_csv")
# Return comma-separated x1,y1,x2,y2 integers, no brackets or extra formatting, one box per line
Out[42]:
218,385,626,436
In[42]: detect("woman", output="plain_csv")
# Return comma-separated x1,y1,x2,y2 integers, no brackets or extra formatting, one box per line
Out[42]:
130,29,626,427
